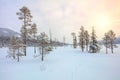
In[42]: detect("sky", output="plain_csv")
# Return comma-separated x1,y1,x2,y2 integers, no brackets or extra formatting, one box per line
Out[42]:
0,0,120,43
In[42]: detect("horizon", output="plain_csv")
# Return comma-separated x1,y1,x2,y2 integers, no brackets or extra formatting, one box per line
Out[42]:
0,0,120,43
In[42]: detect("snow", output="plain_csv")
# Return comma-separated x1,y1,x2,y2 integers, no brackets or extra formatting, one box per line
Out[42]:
0,45,120,80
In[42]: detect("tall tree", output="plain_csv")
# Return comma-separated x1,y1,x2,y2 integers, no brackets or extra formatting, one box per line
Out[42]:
103,33,109,54
107,30,116,53
84,30,90,51
16,6,33,56
79,26,85,52
71,32,77,48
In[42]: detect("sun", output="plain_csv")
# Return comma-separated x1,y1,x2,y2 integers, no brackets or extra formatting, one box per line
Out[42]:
95,14,111,31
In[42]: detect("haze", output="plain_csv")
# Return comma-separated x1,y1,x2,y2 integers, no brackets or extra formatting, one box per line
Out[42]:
0,0,120,43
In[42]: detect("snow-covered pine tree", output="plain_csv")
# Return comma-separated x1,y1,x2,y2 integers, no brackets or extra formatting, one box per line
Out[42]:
37,32,51,61
79,26,85,52
103,33,110,54
89,27,99,53
71,32,77,48
16,6,33,56
84,30,90,51
107,30,117,53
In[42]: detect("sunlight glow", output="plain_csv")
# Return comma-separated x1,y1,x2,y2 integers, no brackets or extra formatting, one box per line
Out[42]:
95,14,111,31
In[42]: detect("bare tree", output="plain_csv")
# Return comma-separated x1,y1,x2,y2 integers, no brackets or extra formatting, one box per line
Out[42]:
16,6,33,56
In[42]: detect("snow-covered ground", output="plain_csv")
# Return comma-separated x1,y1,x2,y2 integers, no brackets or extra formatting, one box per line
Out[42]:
0,45,120,80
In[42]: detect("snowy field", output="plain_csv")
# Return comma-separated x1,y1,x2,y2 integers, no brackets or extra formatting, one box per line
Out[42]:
0,45,120,80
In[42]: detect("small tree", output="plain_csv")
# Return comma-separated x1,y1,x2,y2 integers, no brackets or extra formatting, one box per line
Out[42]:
63,36,66,46
89,27,99,53
71,32,77,48
8,36,24,62
79,26,85,52
8,36,17,59
37,32,50,61
107,30,116,53
84,30,90,51
17,6,33,56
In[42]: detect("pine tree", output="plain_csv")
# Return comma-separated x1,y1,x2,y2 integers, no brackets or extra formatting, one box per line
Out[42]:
107,30,116,53
16,6,33,56
71,32,77,48
79,26,85,52
103,33,109,54
89,27,99,53
84,30,89,51
29,23,37,54
37,32,50,61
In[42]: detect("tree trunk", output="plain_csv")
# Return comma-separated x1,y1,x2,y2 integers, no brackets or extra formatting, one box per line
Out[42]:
41,47,44,61
111,45,113,54
34,34,36,54
13,49,16,59
24,13,27,56
86,45,88,52
18,48,19,62
106,38,108,54
111,42,113,54
106,44,108,54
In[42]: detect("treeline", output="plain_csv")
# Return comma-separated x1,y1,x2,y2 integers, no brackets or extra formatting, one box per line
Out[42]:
71,26,117,54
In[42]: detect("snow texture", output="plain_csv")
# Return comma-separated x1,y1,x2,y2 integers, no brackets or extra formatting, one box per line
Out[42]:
0,45,120,80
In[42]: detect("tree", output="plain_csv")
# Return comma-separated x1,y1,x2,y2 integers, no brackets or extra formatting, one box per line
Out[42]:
89,27,99,53
71,32,77,48
63,36,66,46
8,36,17,59
103,33,109,54
79,26,85,52
107,30,116,53
16,6,33,56
37,32,51,61
74,36,77,48
8,36,24,62
29,23,37,54
84,30,90,51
